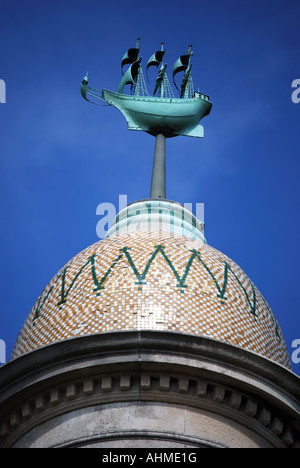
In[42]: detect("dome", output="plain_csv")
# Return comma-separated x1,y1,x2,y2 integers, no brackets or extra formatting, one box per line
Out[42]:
11,226,291,369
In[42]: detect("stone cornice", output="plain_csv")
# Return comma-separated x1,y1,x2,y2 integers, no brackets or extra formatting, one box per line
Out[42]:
0,331,299,447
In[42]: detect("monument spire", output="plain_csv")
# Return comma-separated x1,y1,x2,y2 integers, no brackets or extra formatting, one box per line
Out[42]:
150,133,166,198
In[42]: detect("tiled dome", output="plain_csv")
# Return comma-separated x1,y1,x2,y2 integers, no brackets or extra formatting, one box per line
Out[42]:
11,230,291,369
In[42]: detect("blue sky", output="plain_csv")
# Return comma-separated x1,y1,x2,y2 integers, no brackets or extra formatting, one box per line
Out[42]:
0,0,299,374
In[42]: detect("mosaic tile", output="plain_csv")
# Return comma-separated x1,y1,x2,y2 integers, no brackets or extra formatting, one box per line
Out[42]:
11,232,291,368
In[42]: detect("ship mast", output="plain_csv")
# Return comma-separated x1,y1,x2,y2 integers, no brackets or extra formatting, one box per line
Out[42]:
146,42,165,198
160,43,165,98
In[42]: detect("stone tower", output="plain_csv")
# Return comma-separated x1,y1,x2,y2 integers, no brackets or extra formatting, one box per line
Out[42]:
0,199,299,448
0,40,299,448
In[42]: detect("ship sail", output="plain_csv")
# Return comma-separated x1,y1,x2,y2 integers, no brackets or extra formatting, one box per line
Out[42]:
172,45,193,97
121,38,140,75
153,64,167,95
118,58,142,94
179,64,192,98
146,43,169,97
146,47,165,82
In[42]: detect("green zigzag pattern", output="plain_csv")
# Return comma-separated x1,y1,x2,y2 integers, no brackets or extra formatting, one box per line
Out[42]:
32,244,279,337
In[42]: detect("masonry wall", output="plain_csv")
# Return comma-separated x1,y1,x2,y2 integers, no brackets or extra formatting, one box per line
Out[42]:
1,332,299,448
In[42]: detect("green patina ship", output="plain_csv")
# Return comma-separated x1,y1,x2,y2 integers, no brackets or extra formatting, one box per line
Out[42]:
80,39,212,138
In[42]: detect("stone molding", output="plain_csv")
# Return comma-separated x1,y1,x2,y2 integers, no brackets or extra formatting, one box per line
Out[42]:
0,331,299,448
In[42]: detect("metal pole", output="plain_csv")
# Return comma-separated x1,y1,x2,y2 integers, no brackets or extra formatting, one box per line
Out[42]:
150,133,166,199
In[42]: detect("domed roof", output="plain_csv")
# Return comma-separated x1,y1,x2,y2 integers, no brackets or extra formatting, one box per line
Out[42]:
11,230,291,369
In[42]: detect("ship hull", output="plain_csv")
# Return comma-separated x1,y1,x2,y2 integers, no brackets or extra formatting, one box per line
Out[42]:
102,89,212,138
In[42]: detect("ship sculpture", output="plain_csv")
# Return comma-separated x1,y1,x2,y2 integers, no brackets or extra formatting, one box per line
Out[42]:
81,39,212,198
81,39,212,139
